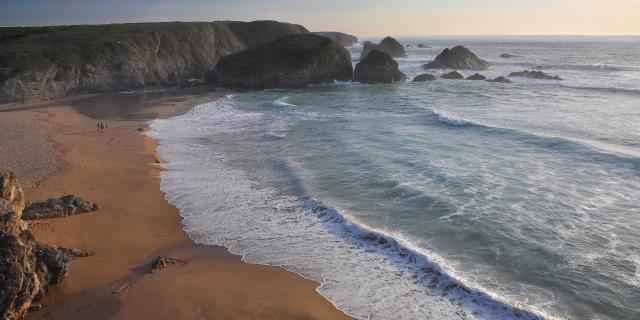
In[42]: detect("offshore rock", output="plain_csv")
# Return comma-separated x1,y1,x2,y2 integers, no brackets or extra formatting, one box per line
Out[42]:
413,74,437,82
466,73,487,80
354,49,407,84
423,46,490,71
509,70,562,80
441,71,465,80
360,36,406,59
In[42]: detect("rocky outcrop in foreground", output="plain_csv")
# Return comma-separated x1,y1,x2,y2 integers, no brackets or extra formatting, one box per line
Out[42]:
423,46,490,71
0,171,96,320
312,32,358,47
354,50,407,84
509,70,562,80
0,21,308,103
360,37,406,59
22,195,99,220
211,34,353,88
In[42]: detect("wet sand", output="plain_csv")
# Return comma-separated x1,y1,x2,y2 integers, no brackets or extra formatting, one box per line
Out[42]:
1,90,352,320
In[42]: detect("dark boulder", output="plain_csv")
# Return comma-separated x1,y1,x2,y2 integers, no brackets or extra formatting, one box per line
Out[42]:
211,34,353,89
22,195,99,220
488,76,512,83
360,37,406,59
442,71,464,80
413,73,437,82
509,70,562,80
499,53,519,58
417,44,429,48
354,49,407,84
466,73,487,80
423,46,490,70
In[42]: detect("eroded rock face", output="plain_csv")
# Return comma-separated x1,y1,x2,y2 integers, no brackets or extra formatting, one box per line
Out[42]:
354,49,407,84
211,34,353,89
442,71,464,80
0,171,70,320
509,70,562,80
423,46,490,71
360,37,406,59
413,74,437,82
22,195,100,220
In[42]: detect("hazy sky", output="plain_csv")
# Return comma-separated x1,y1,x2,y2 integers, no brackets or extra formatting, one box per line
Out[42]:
1,0,639,35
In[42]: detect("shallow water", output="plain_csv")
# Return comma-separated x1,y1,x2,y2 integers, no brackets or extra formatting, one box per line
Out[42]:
148,36,640,319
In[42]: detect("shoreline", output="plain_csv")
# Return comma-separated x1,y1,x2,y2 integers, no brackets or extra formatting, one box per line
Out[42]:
1,91,352,319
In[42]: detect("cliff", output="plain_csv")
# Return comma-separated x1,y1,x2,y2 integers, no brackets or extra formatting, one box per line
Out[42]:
0,21,308,103
211,34,353,88
312,32,358,47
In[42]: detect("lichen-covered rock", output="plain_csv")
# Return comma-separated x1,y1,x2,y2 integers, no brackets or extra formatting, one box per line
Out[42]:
360,37,406,59
413,74,437,82
0,171,70,320
423,46,490,71
312,32,358,47
0,21,309,103
441,71,464,80
22,195,99,220
0,171,25,216
509,70,562,80
354,50,407,84
466,73,487,80
211,34,353,89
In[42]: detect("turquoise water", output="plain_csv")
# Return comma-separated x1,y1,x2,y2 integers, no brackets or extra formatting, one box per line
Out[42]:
149,37,640,319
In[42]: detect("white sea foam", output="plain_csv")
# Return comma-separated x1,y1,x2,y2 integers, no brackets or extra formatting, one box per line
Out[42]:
432,110,472,127
147,98,549,320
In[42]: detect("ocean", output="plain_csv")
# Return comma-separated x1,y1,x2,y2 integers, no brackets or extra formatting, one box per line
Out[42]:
147,36,640,319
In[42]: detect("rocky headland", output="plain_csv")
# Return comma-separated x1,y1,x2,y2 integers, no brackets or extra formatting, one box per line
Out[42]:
0,21,308,103
210,34,353,88
312,32,358,47
423,46,490,70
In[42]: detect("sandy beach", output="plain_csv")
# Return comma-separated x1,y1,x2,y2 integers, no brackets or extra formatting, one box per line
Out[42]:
0,91,352,320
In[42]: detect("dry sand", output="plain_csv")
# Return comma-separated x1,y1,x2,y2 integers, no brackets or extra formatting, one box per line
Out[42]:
0,91,352,320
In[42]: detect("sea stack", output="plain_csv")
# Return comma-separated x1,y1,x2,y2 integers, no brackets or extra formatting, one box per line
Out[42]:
211,34,353,88
360,36,407,59
423,46,490,71
354,49,407,84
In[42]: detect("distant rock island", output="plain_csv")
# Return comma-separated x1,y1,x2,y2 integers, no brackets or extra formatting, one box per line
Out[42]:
423,46,490,71
354,49,406,84
0,21,309,103
312,32,358,47
360,37,407,60
210,34,353,88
